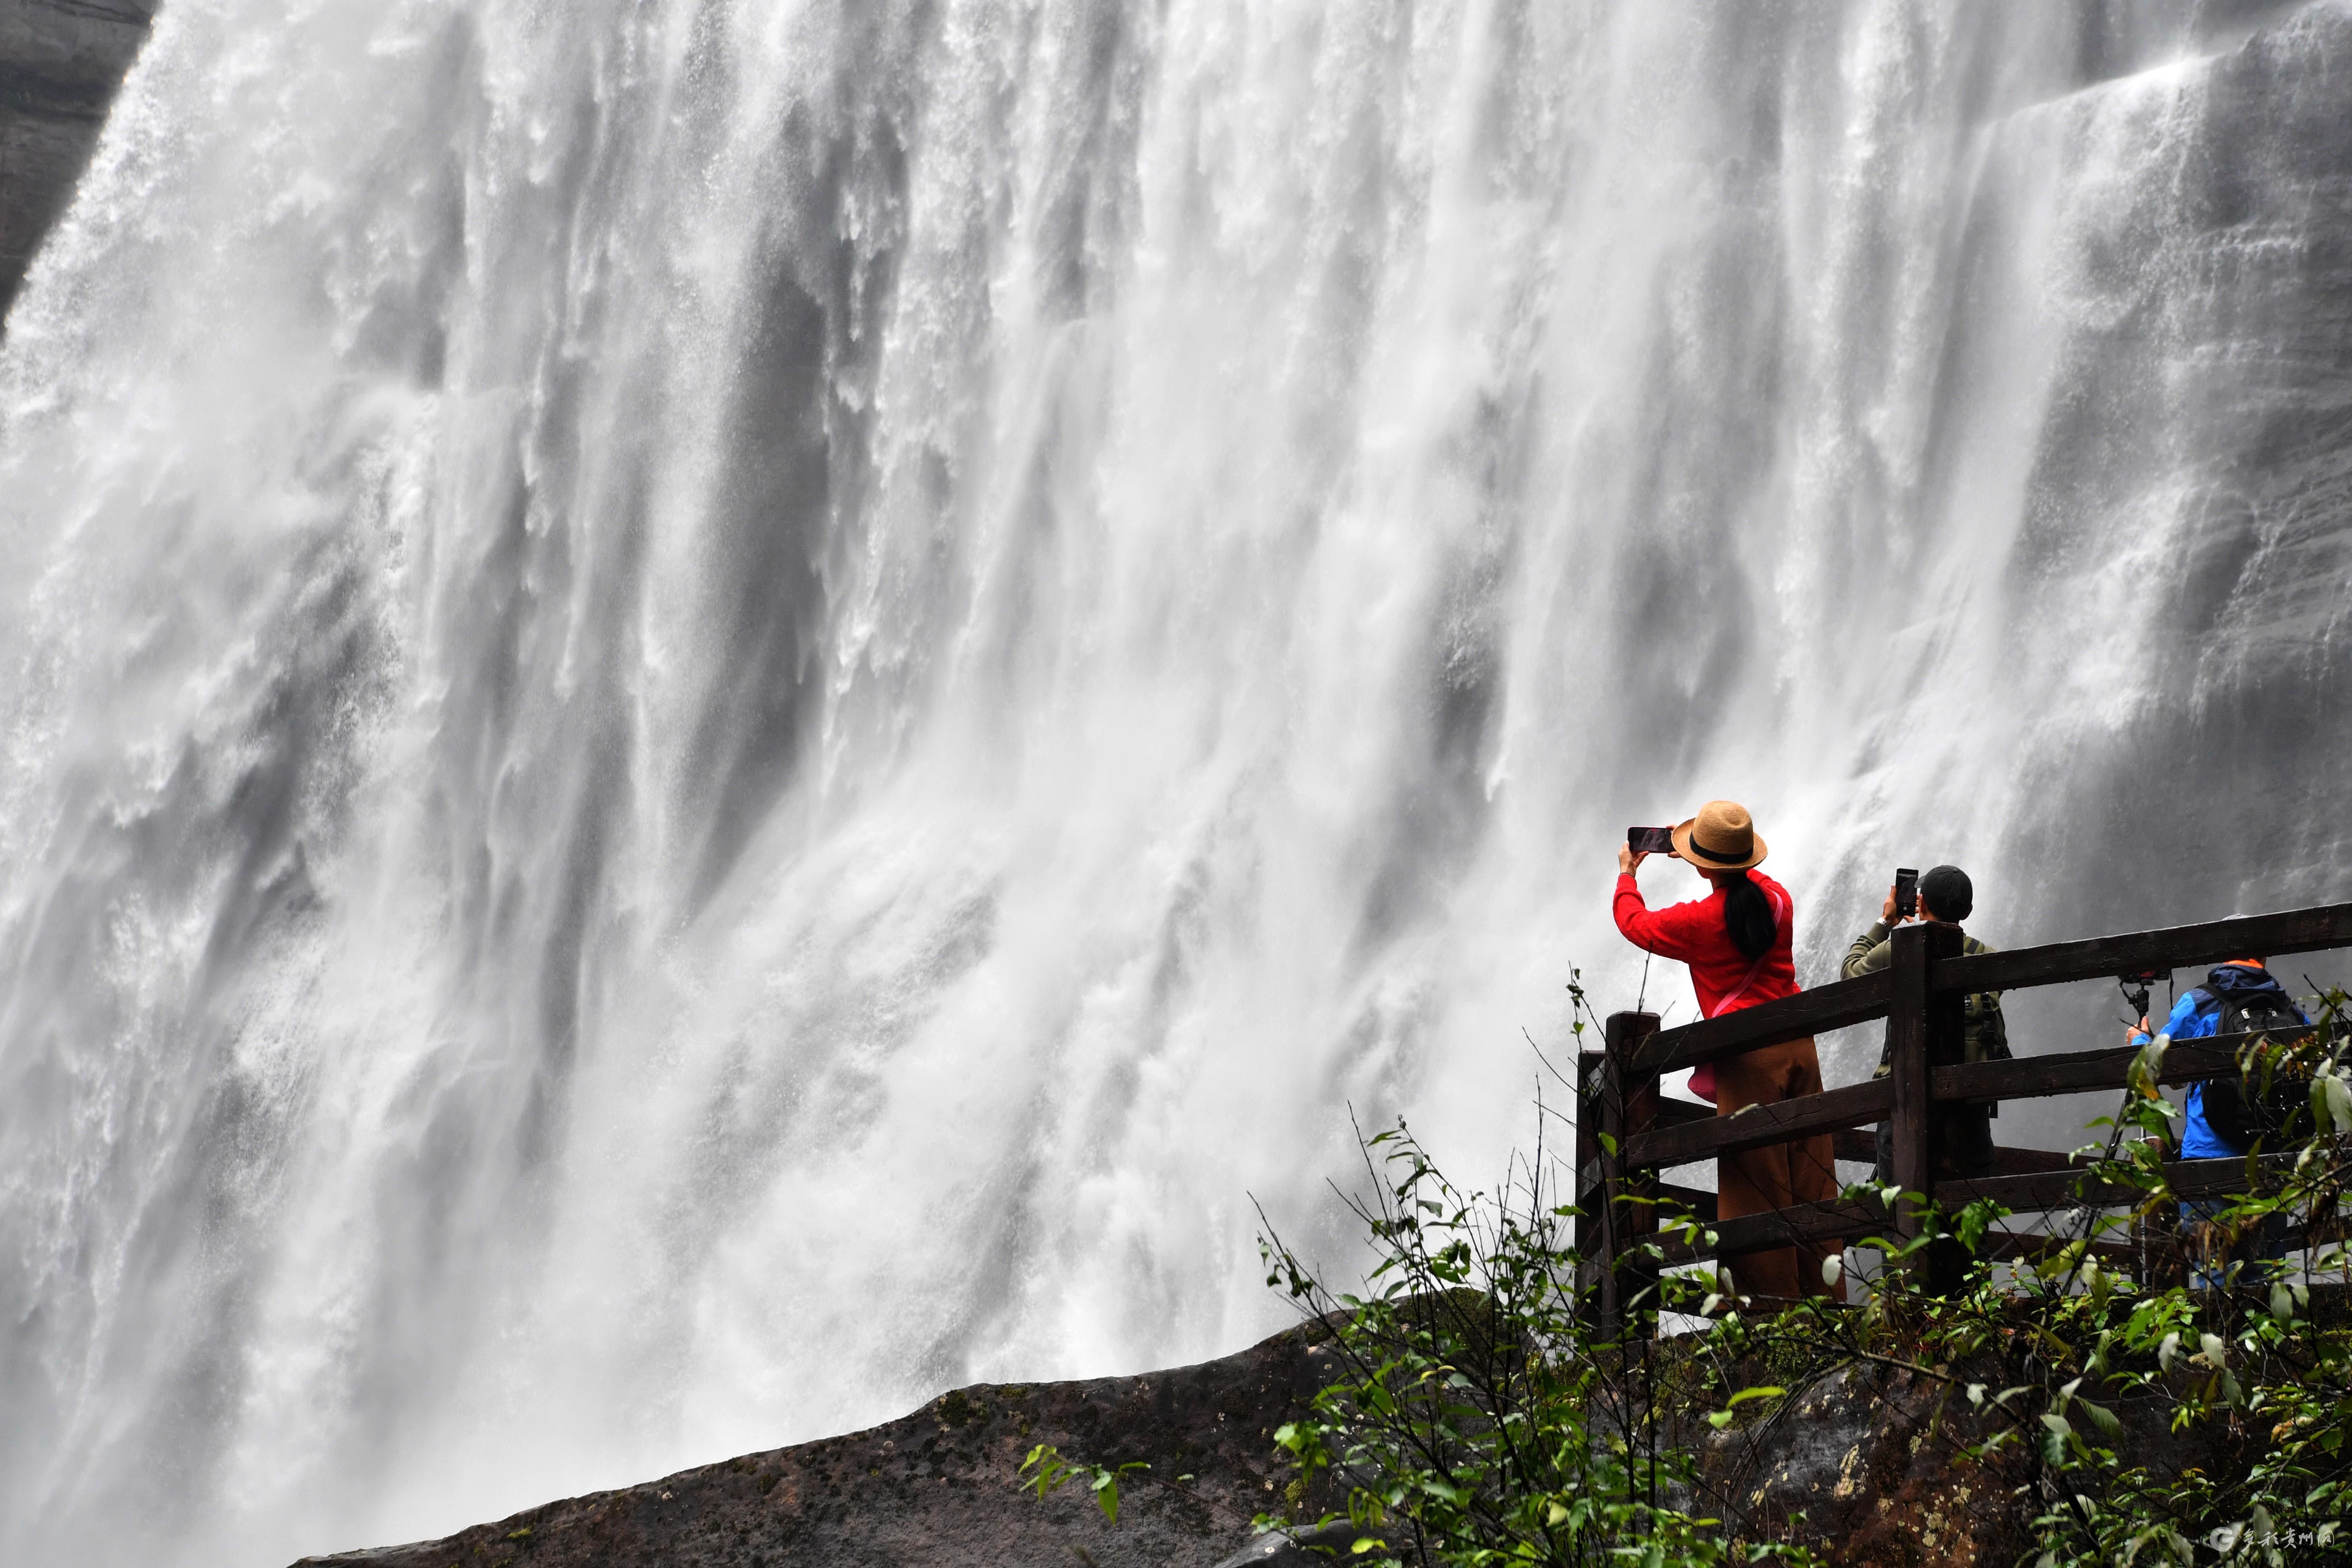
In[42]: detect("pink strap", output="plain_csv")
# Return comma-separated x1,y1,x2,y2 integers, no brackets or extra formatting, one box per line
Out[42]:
1705,885,1787,1020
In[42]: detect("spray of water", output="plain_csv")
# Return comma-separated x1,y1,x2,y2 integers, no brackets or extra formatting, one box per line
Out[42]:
3,2,2350,1563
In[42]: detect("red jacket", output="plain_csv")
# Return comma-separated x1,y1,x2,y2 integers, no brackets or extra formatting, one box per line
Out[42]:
1613,871,1797,1019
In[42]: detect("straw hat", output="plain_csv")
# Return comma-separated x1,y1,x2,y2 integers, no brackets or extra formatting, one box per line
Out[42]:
1671,800,1767,871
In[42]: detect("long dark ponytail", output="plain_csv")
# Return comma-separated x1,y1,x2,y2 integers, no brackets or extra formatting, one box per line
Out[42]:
1720,870,1775,960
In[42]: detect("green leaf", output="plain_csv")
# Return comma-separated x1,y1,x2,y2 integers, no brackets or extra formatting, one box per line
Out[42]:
1707,1385,1784,1428
1956,1199,2008,1253
2322,1073,2352,1135
1018,1444,1073,1502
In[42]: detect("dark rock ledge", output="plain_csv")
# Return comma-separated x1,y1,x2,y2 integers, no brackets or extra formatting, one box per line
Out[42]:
292,1323,1349,1568
285,1313,2147,1568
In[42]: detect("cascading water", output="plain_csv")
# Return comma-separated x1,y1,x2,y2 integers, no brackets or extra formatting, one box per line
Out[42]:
3,1,2350,1563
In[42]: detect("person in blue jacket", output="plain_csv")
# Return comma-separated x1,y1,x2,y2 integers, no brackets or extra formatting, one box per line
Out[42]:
2125,958,2306,1283
2125,958,2308,1157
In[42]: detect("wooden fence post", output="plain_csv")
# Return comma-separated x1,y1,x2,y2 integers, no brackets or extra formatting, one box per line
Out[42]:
1574,1048,1604,1263
1597,1011,1661,1339
1887,922,1967,1290
1574,1048,1606,1336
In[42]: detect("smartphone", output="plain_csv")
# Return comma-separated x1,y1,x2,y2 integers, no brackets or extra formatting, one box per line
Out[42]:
1628,827,1676,855
1894,867,1919,920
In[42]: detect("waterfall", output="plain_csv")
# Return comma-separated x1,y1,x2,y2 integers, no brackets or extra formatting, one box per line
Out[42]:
3,2,2349,1562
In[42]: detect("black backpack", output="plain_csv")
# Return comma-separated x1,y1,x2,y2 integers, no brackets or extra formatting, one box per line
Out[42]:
2197,984,2311,1149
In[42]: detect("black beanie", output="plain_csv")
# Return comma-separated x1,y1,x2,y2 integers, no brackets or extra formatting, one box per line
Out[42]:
1920,865,1974,921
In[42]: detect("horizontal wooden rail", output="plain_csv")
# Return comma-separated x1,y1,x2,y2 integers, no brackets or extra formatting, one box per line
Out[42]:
1632,971,1890,1078
1988,1145,2086,1176
1656,1196,1886,1266
1982,1232,2140,1271
1620,1029,2316,1189
1660,1205,2146,1269
1621,1027,2325,1189
1829,1125,2083,1176
1661,1231,2145,1278
1623,1046,2293,1173
1579,1100,1711,1192
1656,1155,2313,1266
1934,902,2352,995
1576,1178,1721,1226
1625,1080,1889,1168
1931,1029,2314,1106
2287,1213,2352,1253
1936,1154,2302,1214
1661,1196,2125,1267
1661,1183,1717,1225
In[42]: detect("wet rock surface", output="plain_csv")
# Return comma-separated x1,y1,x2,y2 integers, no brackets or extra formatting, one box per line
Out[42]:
1692,1348,2251,1568
0,0,155,320
291,1312,2282,1567
1694,1359,2041,1568
291,1322,1347,1568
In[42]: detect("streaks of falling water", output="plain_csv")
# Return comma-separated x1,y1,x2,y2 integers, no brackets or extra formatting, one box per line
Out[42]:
3,1,2351,1564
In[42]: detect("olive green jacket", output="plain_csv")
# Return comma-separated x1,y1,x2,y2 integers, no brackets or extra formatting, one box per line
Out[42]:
1843,921,2010,1074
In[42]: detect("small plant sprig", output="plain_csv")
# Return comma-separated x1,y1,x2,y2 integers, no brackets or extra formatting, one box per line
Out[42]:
1016,1444,1149,1524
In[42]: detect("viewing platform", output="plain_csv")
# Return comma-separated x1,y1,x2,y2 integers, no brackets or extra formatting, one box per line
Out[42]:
1576,902,2352,1332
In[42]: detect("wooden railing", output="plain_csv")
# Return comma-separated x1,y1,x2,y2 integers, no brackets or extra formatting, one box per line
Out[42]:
1574,901,2352,1335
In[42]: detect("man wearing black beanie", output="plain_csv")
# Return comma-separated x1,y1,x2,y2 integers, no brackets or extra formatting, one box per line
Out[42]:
1842,864,2009,1183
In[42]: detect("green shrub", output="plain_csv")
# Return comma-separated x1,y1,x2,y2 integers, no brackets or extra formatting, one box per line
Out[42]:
1248,988,2352,1567
1021,987,2352,1567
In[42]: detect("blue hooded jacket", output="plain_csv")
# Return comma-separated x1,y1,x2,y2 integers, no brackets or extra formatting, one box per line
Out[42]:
2139,964,2310,1159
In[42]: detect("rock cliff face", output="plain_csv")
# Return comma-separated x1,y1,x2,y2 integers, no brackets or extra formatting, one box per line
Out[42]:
285,1319,2171,1568
291,1324,1348,1568
0,0,154,322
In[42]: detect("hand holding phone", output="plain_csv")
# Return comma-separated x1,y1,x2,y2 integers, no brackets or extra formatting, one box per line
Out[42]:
1628,827,1676,856
1894,867,1919,921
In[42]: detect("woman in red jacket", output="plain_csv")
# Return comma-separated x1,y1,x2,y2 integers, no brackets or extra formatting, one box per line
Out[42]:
1612,799,1834,1301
